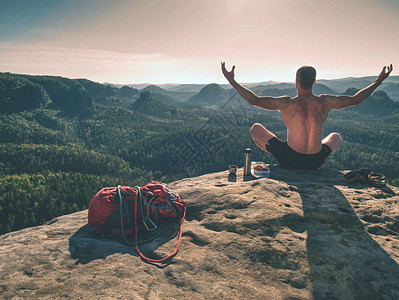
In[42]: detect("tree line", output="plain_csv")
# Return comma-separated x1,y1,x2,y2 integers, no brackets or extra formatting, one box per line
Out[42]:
0,72,398,234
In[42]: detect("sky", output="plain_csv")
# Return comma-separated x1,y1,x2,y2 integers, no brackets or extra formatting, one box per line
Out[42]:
0,0,398,84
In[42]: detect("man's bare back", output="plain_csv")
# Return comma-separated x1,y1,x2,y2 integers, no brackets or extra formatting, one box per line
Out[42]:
280,94,329,154
221,62,393,169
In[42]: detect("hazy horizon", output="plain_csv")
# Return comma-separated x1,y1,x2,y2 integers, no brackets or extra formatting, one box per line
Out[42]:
1,0,397,84
4,69,398,87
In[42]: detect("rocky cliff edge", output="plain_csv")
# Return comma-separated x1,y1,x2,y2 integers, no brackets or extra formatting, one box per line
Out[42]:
1,166,399,299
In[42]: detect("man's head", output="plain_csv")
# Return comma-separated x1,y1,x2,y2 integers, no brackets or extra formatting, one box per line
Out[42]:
296,66,316,90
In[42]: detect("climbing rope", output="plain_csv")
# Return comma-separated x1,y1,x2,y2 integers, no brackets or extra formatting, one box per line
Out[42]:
117,185,160,245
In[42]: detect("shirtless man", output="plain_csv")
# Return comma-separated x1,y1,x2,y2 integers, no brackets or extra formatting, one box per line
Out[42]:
221,62,393,170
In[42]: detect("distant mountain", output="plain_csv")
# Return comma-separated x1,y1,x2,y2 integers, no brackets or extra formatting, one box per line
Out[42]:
251,85,297,97
318,77,375,93
165,84,207,93
140,85,177,103
0,73,88,114
8,74,94,116
319,77,399,102
131,90,178,118
256,82,295,89
244,80,282,88
186,82,339,107
249,77,399,101
313,83,337,95
381,83,399,102
384,76,399,84
75,79,138,100
0,74,51,113
187,84,231,105
342,87,359,96
111,83,186,90
15,73,140,103
107,76,399,102
342,88,399,115
0,72,142,116
318,76,399,98
140,85,194,103
20,74,108,103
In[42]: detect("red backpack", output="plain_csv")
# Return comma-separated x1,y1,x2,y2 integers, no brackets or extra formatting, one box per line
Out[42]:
88,181,186,263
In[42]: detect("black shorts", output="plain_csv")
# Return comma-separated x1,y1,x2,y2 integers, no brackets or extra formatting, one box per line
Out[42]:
265,137,332,170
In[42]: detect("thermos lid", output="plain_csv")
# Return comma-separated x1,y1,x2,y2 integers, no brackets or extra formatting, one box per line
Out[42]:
245,148,251,153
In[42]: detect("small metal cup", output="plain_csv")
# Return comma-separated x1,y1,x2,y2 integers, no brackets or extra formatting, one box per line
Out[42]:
229,165,238,174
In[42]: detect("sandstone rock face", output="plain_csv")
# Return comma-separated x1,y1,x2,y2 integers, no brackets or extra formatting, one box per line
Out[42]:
1,166,399,299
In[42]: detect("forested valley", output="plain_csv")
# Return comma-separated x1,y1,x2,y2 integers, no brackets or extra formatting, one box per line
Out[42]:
1,72,398,234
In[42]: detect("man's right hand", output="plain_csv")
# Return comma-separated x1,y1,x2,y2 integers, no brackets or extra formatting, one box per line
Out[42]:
221,62,236,84
377,64,393,83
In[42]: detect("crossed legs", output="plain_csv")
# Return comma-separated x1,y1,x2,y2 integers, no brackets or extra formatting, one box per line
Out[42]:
250,123,276,154
322,132,342,153
250,123,342,154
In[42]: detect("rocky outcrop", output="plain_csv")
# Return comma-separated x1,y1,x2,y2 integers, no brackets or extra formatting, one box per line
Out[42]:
187,83,230,105
1,166,399,299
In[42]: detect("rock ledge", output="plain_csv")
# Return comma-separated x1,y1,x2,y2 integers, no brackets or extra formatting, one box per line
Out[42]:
1,166,399,299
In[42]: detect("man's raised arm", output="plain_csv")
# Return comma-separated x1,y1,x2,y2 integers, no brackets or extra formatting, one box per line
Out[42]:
221,62,289,111
324,64,393,109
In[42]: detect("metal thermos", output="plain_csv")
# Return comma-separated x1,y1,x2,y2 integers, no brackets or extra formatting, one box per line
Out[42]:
244,148,252,176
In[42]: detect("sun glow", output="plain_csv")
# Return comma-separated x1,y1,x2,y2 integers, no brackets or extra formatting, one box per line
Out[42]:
0,0,397,83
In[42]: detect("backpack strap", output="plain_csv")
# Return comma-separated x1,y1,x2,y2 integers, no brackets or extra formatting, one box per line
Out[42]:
117,185,160,244
135,197,187,264
118,185,187,263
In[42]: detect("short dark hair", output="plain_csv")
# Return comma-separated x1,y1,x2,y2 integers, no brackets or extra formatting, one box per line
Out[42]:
296,66,316,89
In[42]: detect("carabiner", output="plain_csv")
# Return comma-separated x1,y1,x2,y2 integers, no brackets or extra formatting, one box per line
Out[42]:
143,217,158,232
